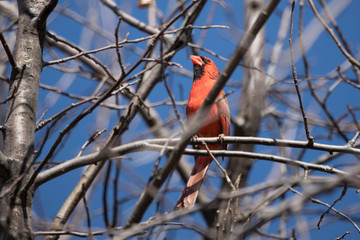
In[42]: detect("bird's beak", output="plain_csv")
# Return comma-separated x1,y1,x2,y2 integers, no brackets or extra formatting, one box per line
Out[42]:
190,55,203,66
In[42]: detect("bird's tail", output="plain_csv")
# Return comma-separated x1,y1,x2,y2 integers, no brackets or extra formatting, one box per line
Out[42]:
174,156,212,211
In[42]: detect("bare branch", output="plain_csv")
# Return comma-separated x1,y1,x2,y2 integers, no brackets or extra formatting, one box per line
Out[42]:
289,186,360,233
99,0,159,35
115,17,126,75
202,141,235,191
35,135,360,189
0,32,16,68
82,184,94,240
289,0,314,144
317,184,347,230
308,0,360,69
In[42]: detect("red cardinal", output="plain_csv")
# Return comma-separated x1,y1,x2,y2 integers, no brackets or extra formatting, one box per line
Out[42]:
174,55,230,210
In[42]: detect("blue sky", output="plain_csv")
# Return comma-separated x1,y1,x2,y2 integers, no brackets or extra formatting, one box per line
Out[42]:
26,0,360,239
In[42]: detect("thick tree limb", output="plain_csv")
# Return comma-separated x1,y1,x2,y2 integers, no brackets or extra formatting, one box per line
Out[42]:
0,0,58,239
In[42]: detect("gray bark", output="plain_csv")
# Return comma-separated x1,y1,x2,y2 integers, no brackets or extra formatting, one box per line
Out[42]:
0,1,57,239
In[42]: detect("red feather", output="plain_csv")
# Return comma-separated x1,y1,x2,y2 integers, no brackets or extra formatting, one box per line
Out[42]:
174,55,230,211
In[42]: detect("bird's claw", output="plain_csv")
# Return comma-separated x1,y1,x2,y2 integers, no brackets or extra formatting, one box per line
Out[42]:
218,133,225,143
218,133,226,161
192,135,200,149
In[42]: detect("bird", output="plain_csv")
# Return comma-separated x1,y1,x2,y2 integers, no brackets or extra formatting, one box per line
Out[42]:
174,55,230,211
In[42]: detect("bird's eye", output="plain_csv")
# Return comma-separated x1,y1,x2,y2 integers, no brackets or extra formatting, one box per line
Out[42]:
200,57,210,65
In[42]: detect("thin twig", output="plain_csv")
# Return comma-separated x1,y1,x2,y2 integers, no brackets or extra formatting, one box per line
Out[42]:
308,0,360,69
187,42,278,83
202,141,235,191
82,184,94,240
346,105,360,147
142,58,183,68
0,89,19,104
103,161,111,228
323,77,341,103
0,17,19,34
76,129,106,157
0,32,16,68
36,109,48,126
317,184,347,229
115,17,126,76
289,185,360,233
318,0,360,82
197,1,218,47
44,43,124,66
347,131,360,148
45,25,228,67
36,96,98,131
45,31,118,83
299,2,349,142
112,159,121,227
336,231,350,240
336,66,360,89
163,74,186,130
289,0,314,144
148,132,181,183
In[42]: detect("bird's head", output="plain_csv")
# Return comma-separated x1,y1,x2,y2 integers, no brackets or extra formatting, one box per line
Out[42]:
190,55,220,81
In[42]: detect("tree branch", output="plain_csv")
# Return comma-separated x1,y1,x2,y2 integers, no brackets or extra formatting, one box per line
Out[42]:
0,32,16,68
308,0,360,69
